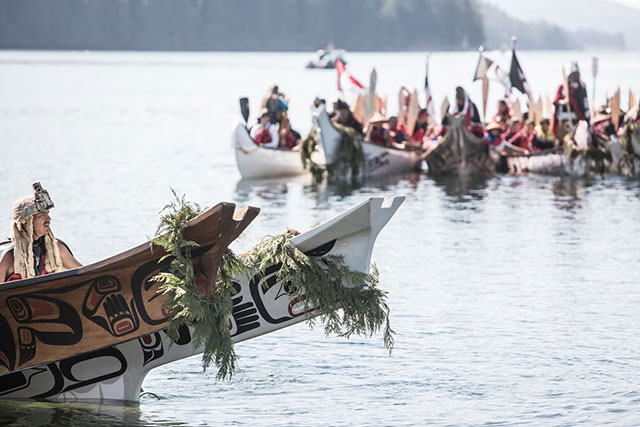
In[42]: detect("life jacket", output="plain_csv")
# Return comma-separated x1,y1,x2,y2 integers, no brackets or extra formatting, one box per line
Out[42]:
254,126,273,145
281,131,296,149
386,123,407,143
369,127,387,146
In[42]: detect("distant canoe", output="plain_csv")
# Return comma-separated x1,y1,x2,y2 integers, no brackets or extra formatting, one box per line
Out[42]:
0,196,404,402
0,202,258,376
305,48,347,69
312,106,423,177
234,123,308,179
504,149,578,176
424,114,498,176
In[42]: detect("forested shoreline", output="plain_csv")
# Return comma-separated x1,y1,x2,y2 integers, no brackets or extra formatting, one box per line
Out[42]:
0,0,624,51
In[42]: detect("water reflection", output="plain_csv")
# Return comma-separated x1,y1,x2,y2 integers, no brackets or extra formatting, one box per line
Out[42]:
235,171,426,208
0,399,145,427
431,173,492,203
551,177,590,211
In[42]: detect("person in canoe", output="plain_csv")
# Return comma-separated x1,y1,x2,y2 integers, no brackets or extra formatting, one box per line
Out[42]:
0,183,82,283
279,116,302,150
492,100,511,129
365,112,392,147
552,62,590,140
444,86,484,137
484,121,528,155
250,108,279,148
332,99,363,135
385,116,408,143
534,118,555,150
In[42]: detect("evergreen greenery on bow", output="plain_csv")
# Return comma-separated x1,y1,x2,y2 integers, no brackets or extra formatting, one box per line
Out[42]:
332,122,365,179
300,126,326,182
245,230,394,353
618,122,640,176
150,191,242,380
151,193,394,380
301,123,366,182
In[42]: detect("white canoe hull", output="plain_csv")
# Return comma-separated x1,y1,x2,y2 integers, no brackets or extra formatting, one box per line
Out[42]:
233,123,307,179
312,106,422,177
0,196,404,402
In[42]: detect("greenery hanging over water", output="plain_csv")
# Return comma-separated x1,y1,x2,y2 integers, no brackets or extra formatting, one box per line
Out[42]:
333,122,366,179
245,230,394,353
151,191,240,380
301,123,365,183
151,192,394,380
300,126,326,182
619,122,640,176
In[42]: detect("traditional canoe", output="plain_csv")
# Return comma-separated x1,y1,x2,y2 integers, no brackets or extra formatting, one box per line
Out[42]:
305,48,347,69
0,202,259,376
424,114,498,176
0,196,404,402
504,149,578,176
312,106,423,177
234,124,309,179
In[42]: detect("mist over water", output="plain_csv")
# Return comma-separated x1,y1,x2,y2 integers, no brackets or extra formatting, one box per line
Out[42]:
1,51,639,426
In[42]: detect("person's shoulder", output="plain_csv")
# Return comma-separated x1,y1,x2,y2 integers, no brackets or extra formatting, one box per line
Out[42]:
55,239,74,255
0,246,13,267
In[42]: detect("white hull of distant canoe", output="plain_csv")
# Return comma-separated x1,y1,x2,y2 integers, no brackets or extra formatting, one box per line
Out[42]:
505,150,586,176
0,196,404,402
312,106,423,177
233,123,306,179
505,131,640,177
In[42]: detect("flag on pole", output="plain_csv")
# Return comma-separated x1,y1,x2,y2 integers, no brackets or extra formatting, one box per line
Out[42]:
473,49,511,92
509,48,533,100
424,55,437,123
336,59,365,93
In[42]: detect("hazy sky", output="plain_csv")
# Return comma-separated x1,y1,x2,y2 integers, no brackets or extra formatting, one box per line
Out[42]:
483,0,640,49
608,0,640,8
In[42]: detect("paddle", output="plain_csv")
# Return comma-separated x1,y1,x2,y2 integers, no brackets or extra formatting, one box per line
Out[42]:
239,97,250,125
591,57,598,123
562,65,574,128
611,88,621,132
440,97,450,123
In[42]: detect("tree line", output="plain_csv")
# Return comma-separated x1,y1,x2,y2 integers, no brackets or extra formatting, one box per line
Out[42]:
0,0,622,51
0,0,484,51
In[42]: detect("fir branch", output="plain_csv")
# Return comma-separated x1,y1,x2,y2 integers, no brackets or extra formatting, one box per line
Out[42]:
150,191,247,380
332,122,365,179
245,231,394,354
300,126,327,182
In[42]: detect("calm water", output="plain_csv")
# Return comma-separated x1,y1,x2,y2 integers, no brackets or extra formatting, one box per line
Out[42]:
1,50,640,426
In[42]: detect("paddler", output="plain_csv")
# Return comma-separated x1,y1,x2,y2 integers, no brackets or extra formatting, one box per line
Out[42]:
552,62,590,140
0,182,82,282
444,86,484,137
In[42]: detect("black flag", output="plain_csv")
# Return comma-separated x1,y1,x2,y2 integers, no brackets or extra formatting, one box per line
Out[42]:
509,50,531,96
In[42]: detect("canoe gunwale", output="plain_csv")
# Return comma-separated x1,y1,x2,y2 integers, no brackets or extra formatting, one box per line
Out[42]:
0,201,260,375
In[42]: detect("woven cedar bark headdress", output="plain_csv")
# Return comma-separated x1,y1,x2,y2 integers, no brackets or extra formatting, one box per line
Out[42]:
10,182,63,278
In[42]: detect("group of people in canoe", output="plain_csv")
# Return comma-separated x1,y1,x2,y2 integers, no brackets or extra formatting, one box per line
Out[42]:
316,97,440,152
445,62,639,161
249,85,302,150
248,58,640,176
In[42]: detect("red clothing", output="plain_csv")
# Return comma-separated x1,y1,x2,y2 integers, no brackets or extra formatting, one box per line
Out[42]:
385,123,408,143
255,127,272,145
552,83,589,135
369,127,388,146
507,129,529,151
412,128,424,142
280,131,296,149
